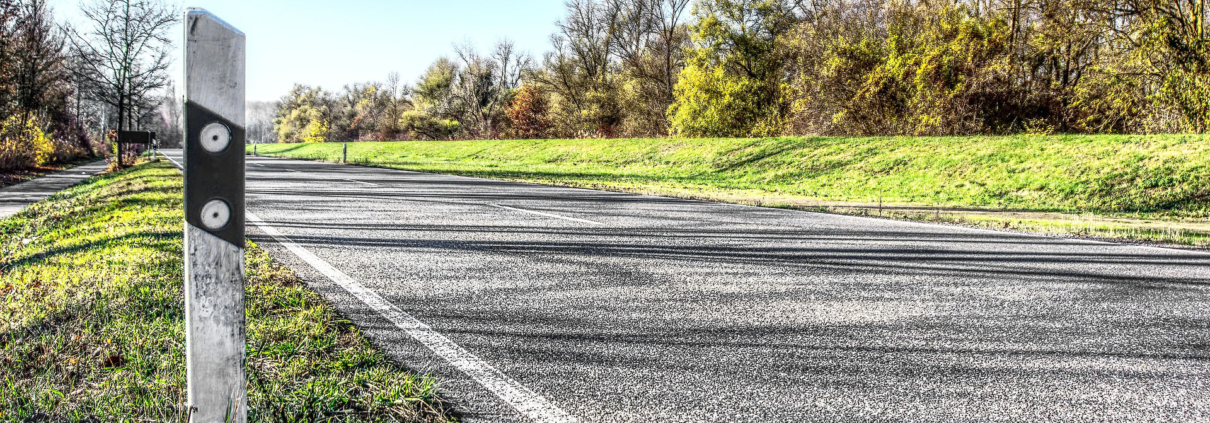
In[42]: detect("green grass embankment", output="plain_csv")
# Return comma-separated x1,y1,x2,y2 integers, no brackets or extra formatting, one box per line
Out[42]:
0,162,454,421
251,135,1210,246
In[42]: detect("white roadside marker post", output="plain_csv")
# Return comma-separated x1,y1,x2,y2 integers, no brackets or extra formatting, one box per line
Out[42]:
183,9,247,423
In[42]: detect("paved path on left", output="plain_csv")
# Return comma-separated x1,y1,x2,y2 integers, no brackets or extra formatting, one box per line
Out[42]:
0,159,108,219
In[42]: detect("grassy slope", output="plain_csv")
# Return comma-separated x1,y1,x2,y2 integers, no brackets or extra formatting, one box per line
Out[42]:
0,162,453,421
251,135,1210,246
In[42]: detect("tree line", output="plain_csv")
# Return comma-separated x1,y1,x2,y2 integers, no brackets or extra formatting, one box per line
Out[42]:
0,0,178,172
273,0,1209,143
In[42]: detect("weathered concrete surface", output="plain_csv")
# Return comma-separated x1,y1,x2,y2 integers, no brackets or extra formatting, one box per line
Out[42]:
183,8,246,423
184,224,246,421
0,160,107,219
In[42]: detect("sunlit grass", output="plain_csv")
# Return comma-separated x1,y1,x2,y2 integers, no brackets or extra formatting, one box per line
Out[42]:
251,135,1210,246
0,162,454,421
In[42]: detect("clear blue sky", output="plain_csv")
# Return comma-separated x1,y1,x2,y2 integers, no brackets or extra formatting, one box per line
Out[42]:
52,0,567,101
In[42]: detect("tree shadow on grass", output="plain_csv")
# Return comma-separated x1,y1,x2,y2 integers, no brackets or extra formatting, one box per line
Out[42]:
0,230,181,271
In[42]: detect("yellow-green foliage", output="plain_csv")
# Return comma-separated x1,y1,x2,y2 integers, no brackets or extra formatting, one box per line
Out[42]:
1160,71,1210,133
0,163,453,421
303,118,330,143
669,0,795,137
863,5,1012,135
0,115,54,170
412,58,457,112
785,3,1023,135
399,110,460,140
694,0,1210,136
1136,2,1210,132
265,1,1209,141
668,63,780,137
737,0,1205,136
274,85,333,143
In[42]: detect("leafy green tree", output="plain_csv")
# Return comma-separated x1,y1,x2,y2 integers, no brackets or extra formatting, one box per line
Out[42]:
401,57,463,140
399,110,460,140
668,0,798,137
273,84,332,143
1121,0,1210,132
668,63,775,137
302,118,329,143
413,58,459,115
785,3,1016,135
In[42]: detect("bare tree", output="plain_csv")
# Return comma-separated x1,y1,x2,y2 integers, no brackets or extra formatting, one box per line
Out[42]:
611,0,690,102
66,48,108,136
12,0,66,122
610,0,691,134
138,80,182,147
66,0,177,166
378,71,411,140
451,40,532,138
536,0,627,136
0,1,22,116
535,0,689,136
246,100,278,144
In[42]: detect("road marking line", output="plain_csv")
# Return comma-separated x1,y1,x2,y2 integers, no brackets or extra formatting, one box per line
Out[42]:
343,178,380,187
165,155,183,169
246,212,577,423
490,204,604,225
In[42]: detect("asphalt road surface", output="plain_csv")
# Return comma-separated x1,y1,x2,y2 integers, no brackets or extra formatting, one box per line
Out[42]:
167,150,1210,422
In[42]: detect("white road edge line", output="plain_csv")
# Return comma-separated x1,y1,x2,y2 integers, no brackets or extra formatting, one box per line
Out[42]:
490,204,604,225
344,178,380,187
167,156,576,420
246,211,577,423
165,154,183,169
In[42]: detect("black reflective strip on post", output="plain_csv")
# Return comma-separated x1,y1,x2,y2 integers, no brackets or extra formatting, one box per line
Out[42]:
185,101,245,248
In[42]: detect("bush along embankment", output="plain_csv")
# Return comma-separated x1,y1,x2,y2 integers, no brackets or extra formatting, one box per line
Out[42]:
0,115,95,187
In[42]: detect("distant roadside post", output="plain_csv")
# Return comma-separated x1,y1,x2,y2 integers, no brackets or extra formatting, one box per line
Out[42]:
117,130,156,164
183,8,247,423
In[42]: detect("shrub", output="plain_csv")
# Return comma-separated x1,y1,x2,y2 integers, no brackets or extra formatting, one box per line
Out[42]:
0,115,55,171
400,110,461,140
303,118,330,143
506,84,552,139
668,64,781,137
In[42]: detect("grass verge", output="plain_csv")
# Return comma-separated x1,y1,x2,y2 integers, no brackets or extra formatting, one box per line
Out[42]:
0,161,454,421
250,135,1210,247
